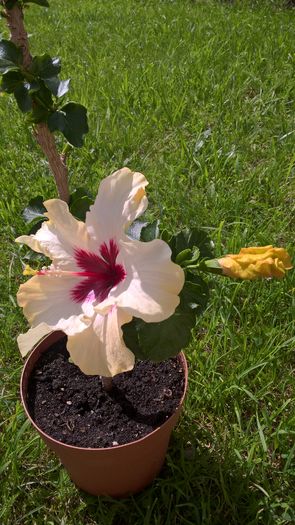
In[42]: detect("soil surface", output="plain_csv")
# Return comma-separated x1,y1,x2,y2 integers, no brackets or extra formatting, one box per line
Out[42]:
27,336,185,448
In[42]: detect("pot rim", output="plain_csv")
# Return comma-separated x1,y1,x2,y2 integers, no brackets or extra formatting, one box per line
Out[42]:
20,331,188,452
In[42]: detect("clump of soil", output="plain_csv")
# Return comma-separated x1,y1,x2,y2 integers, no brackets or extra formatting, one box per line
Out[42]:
27,336,185,448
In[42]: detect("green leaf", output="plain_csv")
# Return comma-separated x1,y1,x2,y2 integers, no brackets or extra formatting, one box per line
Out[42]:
29,104,50,124
175,248,192,265
44,77,70,98
0,39,22,73
4,0,18,9
179,273,209,315
14,83,32,112
122,271,209,362
69,188,94,221
140,220,160,242
127,220,148,240
123,307,196,362
169,228,214,262
33,81,53,108
28,218,46,235
127,219,160,242
0,70,23,93
138,309,195,361
23,0,50,6
22,196,46,224
47,102,89,147
30,54,61,79
70,187,94,203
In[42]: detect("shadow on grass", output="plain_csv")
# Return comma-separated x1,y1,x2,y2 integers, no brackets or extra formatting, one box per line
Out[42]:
76,428,270,525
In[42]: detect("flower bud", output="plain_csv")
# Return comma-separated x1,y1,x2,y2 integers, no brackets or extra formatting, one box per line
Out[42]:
218,246,292,280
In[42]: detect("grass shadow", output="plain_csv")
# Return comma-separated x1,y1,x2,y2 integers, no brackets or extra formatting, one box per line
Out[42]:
77,427,272,525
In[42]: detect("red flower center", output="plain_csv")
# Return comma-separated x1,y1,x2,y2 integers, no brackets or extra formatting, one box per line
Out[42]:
71,239,126,303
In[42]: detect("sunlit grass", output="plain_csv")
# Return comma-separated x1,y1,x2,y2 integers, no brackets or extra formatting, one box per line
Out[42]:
0,1,294,524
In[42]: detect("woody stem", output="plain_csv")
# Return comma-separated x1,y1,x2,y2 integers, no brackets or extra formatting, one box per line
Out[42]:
2,1,70,202
101,376,113,392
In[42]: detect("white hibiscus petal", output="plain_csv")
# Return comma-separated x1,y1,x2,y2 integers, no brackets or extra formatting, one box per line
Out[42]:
67,307,134,377
16,199,92,269
86,168,148,241
112,238,184,322
17,274,90,334
17,322,53,357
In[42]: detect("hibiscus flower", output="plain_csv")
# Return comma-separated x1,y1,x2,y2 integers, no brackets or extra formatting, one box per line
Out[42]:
16,168,184,377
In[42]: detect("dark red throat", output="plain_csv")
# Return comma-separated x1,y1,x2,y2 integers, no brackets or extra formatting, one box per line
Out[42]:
71,239,126,303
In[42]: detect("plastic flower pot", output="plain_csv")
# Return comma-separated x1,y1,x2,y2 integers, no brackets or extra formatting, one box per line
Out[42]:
20,330,188,497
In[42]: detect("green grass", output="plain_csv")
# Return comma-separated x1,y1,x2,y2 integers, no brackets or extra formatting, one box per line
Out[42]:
0,0,295,523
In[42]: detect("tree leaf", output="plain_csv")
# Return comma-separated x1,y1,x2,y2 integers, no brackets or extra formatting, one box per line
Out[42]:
122,271,210,362
30,54,61,79
5,0,18,9
140,220,160,242
29,104,50,124
0,39,22,73
0,70,23,93
127,219,160,242
28,218,46,235
70,197,93,221
169,228,214,262
179,273,209,315
69,188,94,221
47,102,89,147
70,186,94,203
22,196,46,224
34,81,53,108
127,220,148,240
123,307,196,362
14,83,32,112
44,77,70,98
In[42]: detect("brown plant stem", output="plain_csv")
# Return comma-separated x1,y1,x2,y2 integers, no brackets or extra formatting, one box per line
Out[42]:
101,376,113,392
3,1,70,202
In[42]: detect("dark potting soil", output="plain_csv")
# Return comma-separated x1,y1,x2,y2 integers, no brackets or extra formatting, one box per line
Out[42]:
27,336,185,448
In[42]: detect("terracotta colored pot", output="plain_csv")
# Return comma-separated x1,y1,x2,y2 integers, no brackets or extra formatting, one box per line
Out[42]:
20,331,188,497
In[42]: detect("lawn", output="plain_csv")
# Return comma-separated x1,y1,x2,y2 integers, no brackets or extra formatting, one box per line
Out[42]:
0,0,294,523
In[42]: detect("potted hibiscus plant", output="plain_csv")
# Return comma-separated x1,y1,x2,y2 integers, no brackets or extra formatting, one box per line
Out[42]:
16,166,292,496
1,0,292,497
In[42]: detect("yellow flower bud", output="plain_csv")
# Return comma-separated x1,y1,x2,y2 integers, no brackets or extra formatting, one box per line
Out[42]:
218,246,292,280
23,265,38,276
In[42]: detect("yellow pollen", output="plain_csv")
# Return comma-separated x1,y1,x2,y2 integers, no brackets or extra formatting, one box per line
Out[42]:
23,265,38,276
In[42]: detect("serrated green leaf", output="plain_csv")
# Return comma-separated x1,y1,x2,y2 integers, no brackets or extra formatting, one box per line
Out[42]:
140,220,160,242
23,0,49,6
47,102,88,147
22,196,46,224
14,83,32,112
0,70,23,93
0,39,22,73
30,54,61,79
44,77,70,98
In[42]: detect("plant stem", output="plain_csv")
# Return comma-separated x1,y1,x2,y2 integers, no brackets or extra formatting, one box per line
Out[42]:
2,1,70,202
101,376,113,392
